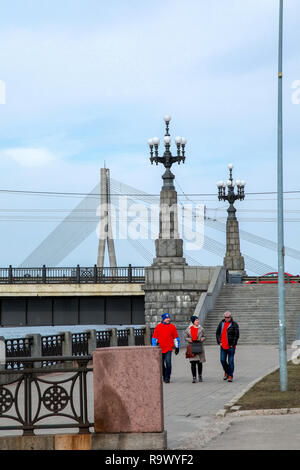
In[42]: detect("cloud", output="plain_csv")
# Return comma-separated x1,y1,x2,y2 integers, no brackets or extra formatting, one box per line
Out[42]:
0,0,297,120
1,147,57,167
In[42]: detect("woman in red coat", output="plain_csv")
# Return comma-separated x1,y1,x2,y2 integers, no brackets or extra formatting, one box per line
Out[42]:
184,316,206,383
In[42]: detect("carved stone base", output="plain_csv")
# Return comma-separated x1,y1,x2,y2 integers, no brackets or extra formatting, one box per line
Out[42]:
152,239,187,267
143,266,219,340
224,217,246,274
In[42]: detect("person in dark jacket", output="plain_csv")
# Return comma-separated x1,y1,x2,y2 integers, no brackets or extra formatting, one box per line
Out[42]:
216,311,239,382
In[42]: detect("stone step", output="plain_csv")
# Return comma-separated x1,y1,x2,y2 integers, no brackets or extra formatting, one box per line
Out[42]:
203,283,300,345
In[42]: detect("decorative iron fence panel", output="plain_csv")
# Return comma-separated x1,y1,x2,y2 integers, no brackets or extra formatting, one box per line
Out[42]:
134,328,146,346
5,337,33,370
41,334,64,366
0,356,93,435
96,330,111,348
72,332,90,356
117,329,130,347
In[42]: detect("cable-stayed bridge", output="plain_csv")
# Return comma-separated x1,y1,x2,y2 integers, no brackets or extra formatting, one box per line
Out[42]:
17,177,300,276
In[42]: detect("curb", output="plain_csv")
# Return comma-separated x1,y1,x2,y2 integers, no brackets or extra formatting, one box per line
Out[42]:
217,364,300,418
229,407,300,417
224,364,280,410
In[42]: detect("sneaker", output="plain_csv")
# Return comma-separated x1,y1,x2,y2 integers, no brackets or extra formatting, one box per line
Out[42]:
227,376,233,382
198,376,203,382
223,373,228,380
164,378,170,383
192,377,197,383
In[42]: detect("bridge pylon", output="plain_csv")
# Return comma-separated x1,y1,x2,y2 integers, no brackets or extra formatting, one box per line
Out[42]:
97,167,117,268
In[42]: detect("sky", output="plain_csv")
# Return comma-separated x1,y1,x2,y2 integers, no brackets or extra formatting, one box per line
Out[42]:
0,0,299,274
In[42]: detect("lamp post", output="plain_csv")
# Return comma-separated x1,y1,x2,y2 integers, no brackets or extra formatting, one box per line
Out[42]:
147,115,187,265
148,115,187,191
217,164,246,275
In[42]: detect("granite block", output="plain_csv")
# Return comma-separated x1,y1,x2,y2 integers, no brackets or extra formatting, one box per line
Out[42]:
93,346,164,433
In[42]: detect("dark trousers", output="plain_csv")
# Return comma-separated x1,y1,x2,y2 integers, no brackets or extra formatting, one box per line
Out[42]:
220,346,235,377
191,361,203,378
162,351,172,380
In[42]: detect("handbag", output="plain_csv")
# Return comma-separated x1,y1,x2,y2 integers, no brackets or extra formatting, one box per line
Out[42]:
191,341,203,354
185,344,194,358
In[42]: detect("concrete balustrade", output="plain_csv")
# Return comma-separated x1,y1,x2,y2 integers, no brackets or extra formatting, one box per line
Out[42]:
4,326,152,360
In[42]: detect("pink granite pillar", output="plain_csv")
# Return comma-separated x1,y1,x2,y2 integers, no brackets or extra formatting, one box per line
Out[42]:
93,346,164,433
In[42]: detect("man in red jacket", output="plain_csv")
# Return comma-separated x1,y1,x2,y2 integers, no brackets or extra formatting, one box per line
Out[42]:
152,313,180,383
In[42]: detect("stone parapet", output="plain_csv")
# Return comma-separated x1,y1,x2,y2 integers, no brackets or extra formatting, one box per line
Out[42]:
0,432,167,450
0,283,144,297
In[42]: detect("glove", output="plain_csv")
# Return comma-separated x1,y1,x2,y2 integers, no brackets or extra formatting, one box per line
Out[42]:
175,348,179,355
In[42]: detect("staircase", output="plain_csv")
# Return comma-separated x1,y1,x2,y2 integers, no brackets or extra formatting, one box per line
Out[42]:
203,284,300,345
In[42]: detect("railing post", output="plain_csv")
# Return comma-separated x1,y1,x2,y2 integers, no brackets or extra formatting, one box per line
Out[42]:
23,361,34,435
26,334,42,368
128,264,132,283
8,265,12,284
85,329,97,354
94,264,98,283
128,327,135,346
0,336,5,374
59,331,73,356
76,265,80,284
42,265,46,283
109,328,118,347
144,326,151,346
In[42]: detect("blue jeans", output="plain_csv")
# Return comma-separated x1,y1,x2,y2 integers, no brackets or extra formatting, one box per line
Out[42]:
220,346,235,377
162,351,172,380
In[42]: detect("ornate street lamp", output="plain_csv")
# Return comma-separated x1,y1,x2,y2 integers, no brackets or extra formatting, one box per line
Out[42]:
217,163,246,220
217,163,246,275
148,115,187,190
146,115,187,264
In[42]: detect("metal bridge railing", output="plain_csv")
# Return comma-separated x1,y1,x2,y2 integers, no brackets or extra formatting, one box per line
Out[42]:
0,265,145,284
0,356,93,435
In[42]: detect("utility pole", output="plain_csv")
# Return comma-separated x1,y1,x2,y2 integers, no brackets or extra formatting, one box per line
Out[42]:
277,0,288,392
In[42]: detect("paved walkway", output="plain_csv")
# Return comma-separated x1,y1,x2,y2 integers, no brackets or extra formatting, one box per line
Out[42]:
164,345,298,449
0,345,298,450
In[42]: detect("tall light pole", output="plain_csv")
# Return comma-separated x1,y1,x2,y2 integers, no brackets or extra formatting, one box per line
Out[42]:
277,0,288,391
